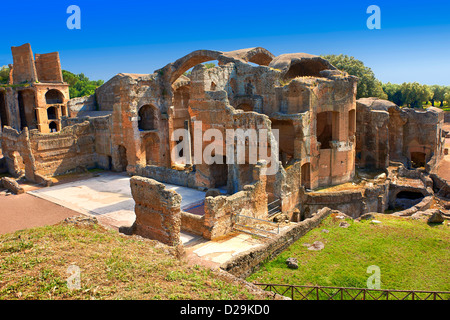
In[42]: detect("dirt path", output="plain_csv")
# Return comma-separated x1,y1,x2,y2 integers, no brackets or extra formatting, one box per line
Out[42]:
0,191,79,235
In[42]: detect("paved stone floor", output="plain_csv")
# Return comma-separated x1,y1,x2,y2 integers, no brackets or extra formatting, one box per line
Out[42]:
26,172,266,268
28,172,206,232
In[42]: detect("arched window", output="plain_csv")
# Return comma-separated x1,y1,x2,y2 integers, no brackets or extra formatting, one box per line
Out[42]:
47,106,58,120
138,105,158,131
45,89,64,104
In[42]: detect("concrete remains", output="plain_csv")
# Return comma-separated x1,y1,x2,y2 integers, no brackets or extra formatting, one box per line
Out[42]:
0,44,448,246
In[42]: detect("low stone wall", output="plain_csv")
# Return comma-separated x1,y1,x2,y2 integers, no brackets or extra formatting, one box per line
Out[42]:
221,207,332,278
129,176,182,246
181,211,206,236
430,173,450,199
303,182,388,218
132,164,197,188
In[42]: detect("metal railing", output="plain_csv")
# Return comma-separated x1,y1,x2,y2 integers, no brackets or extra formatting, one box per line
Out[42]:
254,283,450,300
267,198,281,218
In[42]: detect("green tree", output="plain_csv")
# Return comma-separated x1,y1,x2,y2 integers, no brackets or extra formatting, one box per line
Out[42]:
429,85,448,107
321,54,387,100
382,82,405,106
400,82,432,108
62,70,104,98
0,65,10,84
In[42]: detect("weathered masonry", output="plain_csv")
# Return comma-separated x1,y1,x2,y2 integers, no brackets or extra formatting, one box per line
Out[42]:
0,44,447,244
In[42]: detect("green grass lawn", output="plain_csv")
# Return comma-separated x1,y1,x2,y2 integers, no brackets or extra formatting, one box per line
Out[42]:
0,220,260,300
247,214,450,294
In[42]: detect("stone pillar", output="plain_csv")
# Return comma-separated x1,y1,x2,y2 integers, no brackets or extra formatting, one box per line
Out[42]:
130,176,181,246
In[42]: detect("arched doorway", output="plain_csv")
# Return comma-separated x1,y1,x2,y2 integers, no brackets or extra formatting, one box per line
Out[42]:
138,105,158,131
49,121,58,132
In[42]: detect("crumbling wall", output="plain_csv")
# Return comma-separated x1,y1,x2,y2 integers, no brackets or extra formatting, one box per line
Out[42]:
0,126,36,181
402,107,444,170
29,121,97,176
95,73,171,171
356,98,444,172
303,181,389,219
131,163,197,188
129,176,181,246
34,52,63,83
221,207,332,278
356,100,389,169
203,161,268,240
67,95,98,117
11,43,37,84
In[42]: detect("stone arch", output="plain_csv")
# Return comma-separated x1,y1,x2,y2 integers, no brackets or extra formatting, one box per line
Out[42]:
166,50,223,84
222,47,275,66
246,50,274,66
284,59,331,79
45,89,64,104
269,54,336,80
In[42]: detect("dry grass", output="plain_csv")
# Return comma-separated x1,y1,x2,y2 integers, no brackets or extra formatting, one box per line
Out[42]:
0,220,258,300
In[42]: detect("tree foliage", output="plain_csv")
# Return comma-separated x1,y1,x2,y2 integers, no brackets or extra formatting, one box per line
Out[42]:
400,82,433,108
0,65,10,84
321,54,387,100
62,70,104,98
382,82,405,106
430,85,449,106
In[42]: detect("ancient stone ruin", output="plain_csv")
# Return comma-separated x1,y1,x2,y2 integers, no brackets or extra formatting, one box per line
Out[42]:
0,44,448,246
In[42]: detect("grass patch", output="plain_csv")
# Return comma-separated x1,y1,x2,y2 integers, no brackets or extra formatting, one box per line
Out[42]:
0,221,258,300
247,214,450,294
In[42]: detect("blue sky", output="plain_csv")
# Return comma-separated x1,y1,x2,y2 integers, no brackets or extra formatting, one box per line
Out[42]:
1,0,449,85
